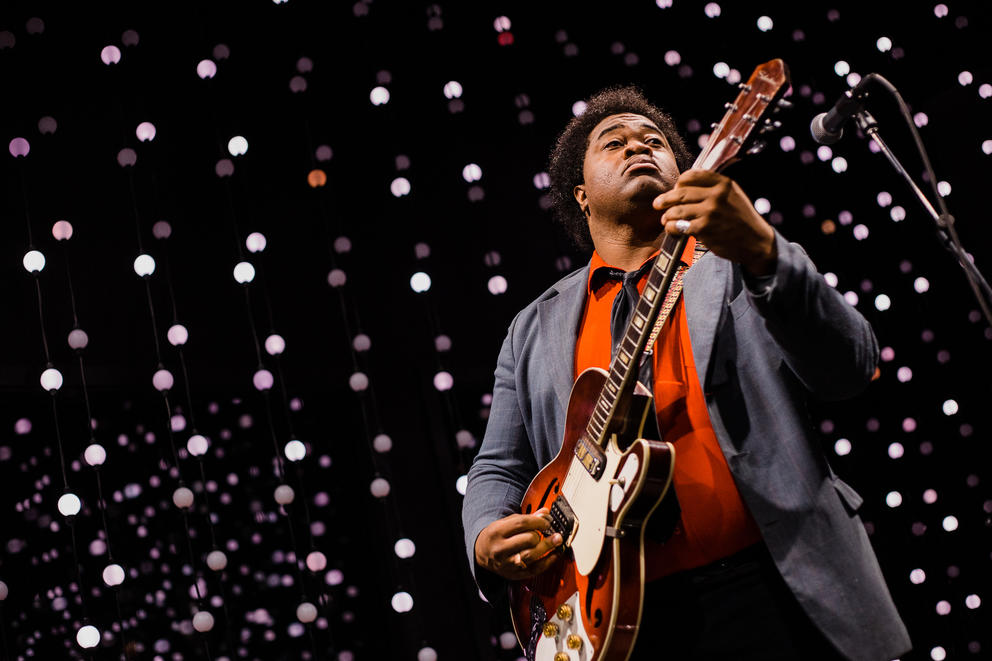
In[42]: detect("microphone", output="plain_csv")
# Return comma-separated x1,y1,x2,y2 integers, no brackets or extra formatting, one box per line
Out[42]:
810,76,874,145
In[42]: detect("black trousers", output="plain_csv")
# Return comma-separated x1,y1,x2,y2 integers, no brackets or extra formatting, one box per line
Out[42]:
629,544,845,661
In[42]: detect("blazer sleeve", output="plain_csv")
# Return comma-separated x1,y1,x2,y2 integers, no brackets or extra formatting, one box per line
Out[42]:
742,230,879,401
462,312,540,603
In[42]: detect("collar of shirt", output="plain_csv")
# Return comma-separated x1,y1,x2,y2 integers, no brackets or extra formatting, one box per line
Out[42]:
587,236,697,295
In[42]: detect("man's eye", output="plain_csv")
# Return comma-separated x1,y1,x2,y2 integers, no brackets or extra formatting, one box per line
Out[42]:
605,140,622,148
647,138,663,145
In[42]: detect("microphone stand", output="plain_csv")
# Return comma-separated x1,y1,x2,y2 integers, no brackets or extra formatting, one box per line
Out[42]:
852,107,992,329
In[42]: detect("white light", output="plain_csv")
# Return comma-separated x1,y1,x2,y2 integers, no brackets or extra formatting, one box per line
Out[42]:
831,156,848,173
958,71,973,86
418,648,438,661
391,591,414,613
370,477,390,498
134,254,156,277
206,550,227,571
373,434,392,453
192,611,214,632
930,647,946,661
942,399,958,415
499,632,518,649
874,294,891,311
433,371,454,391
103,563,125,586
942,515,958,531
877,191,892,207
824,272,838,287
41,367,63,392
834,438,851,456
571,100,587,117
890,206,906,222
843,291,859,306
173,487,194,509
306,551,327,571
754,198,771,214
136,121,156,142
84,443,107,466
462,163,483,182
58,493,82,516
76,625,100,648
187,434,209,457
983,140,992,155
297,602,318,623
493,16,511,31
196,59,217,79
923,488,938,504
897,366,913,382
391,177,411,197
253,369,273,391
410,272,431,293
52,220,73,241
487,275,508,295
817,145,833,161
703,2,721,18
164,323,189,347
394,538,416,559
265,334,286,355
285,439,306,461
846,72,862,88
885,491,902,508
246,232,267,253
937,181,951,197
914,277,930,293
443,81,462,99
152,368,174,391
756,16,773,31
876,36,892,52
979,84,992,99
910,569,926,584
274,484,295,505
887,442,904,459
100,46,121,65
834,60,850,76
914,112,929,128
0,581,7,600
965,594,981,609
533,172,550,189
455,474,468,495
779,136,795,152
349,372,368,391
352,333,371,351
370,86,390,105
936,600,951,615
233,261,255,284
852,224,869,241
227,136,248,156
712,62,730,78
934,4,948,18
664,50,681,66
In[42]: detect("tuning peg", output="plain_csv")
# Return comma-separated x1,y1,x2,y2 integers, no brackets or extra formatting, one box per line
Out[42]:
760,119,782,134
746,140,767,155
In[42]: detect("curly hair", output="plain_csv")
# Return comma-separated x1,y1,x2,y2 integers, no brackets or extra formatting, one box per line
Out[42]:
547,85,694,250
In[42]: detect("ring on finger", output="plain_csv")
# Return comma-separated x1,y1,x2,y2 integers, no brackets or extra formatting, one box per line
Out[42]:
675,219,691,235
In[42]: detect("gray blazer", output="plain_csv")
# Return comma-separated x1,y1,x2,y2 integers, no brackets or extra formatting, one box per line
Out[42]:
462,231,911,661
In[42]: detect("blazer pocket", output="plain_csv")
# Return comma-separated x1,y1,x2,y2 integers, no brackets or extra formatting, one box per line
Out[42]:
832,476,864,514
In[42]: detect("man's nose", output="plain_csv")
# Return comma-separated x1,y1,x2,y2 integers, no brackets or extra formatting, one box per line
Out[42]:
623,139,651,158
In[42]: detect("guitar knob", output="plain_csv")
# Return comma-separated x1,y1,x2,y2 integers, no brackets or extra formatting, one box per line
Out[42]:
554,654,570,661
567,634,583,650
542,622,559,638
556,604,573,621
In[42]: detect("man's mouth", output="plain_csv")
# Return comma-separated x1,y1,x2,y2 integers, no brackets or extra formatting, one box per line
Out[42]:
624,159,658,174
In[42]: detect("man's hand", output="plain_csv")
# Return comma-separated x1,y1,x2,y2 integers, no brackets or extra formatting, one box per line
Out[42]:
652,169,777,276
474,508,564,580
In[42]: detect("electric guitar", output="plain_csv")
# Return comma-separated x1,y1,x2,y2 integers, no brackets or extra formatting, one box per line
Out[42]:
509,59,791,661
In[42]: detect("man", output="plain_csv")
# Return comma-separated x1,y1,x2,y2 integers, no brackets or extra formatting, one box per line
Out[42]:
462,86,910,660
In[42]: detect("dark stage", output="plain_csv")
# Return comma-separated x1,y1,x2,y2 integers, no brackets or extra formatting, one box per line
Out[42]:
0,1,989,659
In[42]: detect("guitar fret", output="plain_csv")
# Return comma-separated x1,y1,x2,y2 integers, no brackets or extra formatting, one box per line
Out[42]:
622,337,637,354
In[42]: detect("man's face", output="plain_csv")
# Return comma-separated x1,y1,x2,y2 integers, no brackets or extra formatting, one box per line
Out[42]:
573,112,681,222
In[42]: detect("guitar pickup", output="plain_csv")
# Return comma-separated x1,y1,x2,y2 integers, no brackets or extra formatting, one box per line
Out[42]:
574,436,606,480
549,496,577,543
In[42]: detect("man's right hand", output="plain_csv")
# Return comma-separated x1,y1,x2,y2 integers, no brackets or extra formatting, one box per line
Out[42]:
474,508,564,580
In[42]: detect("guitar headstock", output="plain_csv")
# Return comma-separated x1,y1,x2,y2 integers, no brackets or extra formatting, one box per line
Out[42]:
696,58,791,173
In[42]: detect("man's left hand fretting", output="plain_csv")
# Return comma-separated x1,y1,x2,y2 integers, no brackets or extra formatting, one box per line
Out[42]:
652,169,777,276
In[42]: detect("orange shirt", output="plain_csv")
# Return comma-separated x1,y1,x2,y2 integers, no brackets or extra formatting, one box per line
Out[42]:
574,241,762,580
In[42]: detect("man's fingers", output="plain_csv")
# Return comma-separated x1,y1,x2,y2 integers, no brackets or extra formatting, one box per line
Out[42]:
500,510,552,536
653,186,708,212
511,548,562,580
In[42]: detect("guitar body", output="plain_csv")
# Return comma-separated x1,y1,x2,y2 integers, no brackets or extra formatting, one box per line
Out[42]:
509,367,676,661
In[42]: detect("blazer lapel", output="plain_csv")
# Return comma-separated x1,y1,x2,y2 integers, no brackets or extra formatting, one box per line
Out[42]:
538,266,589,413
683,253,731,389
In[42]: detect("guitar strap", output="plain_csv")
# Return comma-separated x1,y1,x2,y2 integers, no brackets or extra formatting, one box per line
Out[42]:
642,240,708,363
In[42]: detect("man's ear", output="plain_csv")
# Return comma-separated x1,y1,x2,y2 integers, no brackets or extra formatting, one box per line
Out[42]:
573,185,588,216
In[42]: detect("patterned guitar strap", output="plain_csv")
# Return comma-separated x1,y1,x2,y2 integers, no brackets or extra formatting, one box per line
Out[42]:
641,240,709,367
